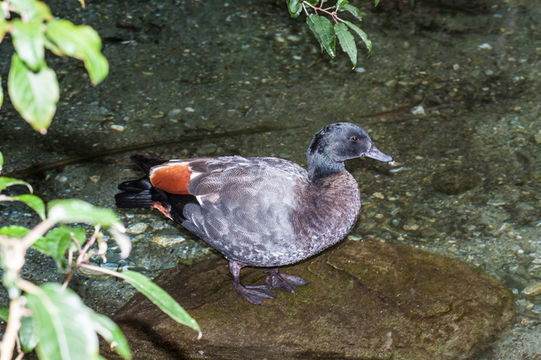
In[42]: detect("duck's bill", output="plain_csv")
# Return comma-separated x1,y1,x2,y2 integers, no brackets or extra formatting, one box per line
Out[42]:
365,145,393,163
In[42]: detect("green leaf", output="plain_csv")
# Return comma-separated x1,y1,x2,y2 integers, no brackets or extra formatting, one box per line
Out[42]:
339,4,363,20
45,19,108,85
47,199,131,258
43,36,62,55
120,271,201,337
12,194,46,219
90,312,131,360
286,0,303,18
0,176,33,193
337,0,348,5
0,306,8,321
0,152,3,172
25,283,99,360
0,225,31,238
335,22,357,67
11,19,45,71
0,19,11,42
8,53,59,134
48,199,119,227
0,19,10,41
33,226,85,271
9,0,52,22
344,20,372,53
306,14,335,58
20,315,39,352
375,0,381,6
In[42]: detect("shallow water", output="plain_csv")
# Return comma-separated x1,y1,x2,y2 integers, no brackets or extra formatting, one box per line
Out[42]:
1,0,540,357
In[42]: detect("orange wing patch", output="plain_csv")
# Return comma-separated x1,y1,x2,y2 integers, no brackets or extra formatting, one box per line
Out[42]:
150,162,192,194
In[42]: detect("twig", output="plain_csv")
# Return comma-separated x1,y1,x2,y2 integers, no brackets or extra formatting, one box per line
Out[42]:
0,278,42,360
71,234,84,254
303,0,344,23
17,279,40,294
0,298,24,360
79,225,100,260
62,236,81,289
21,219,55,249
62,225,101,289
79,263,123,279
67,248,74,270
15,334,23,360
62,267,76,290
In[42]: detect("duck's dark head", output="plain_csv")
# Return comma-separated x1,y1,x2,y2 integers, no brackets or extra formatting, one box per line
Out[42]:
307,123,393,181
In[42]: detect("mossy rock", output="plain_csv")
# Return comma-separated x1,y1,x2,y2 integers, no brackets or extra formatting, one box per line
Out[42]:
107,240,514,360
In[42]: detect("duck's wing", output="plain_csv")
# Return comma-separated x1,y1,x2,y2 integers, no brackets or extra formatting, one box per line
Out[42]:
149,156,309,265
148,156,307,204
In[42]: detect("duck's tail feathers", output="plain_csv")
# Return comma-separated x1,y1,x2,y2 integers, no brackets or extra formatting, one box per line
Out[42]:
115,154,169,208
115,177,166,208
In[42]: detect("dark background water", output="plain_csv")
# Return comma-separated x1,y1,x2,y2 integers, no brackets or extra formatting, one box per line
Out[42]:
1,0,540,357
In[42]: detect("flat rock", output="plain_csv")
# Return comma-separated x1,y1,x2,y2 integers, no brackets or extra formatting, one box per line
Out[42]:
108,241,514,359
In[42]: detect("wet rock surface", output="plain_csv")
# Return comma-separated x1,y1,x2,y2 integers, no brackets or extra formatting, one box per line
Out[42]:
107,241,514,360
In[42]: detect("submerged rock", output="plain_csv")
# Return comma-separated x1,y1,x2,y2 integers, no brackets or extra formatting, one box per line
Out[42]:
432,167,481,195
108,241,514,359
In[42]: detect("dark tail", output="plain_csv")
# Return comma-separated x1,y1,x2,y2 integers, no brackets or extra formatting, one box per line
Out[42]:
115,155,168,208
115,178,155,208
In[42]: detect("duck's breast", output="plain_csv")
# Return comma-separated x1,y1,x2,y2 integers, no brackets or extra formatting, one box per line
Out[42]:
289,171,361,260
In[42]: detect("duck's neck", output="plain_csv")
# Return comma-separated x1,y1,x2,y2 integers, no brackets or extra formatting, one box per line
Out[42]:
307,152,346,183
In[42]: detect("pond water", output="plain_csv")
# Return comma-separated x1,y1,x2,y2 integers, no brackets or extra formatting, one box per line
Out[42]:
0,0,540,358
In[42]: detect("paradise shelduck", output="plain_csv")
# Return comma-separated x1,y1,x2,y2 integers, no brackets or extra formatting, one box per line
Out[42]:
115,123,393,304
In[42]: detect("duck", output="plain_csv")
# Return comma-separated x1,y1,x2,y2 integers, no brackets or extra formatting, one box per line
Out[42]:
115,122,393,304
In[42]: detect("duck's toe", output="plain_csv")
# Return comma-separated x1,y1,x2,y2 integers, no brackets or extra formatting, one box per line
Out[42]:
235,284,274,305
265,269,308,293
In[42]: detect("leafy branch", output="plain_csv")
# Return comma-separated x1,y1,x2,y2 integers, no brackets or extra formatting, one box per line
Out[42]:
0,0,108,134
0,152,200,360
287,0,380,67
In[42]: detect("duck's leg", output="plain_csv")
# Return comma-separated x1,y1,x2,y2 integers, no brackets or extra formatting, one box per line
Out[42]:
228,261,274,305
265,268,308,293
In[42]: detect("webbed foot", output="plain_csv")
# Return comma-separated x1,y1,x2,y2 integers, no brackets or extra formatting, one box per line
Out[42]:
234,283,274,305
229,261,274,305
265,268,308,293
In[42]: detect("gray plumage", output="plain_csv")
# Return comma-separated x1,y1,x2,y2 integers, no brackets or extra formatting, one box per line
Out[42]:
180,156,360,267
